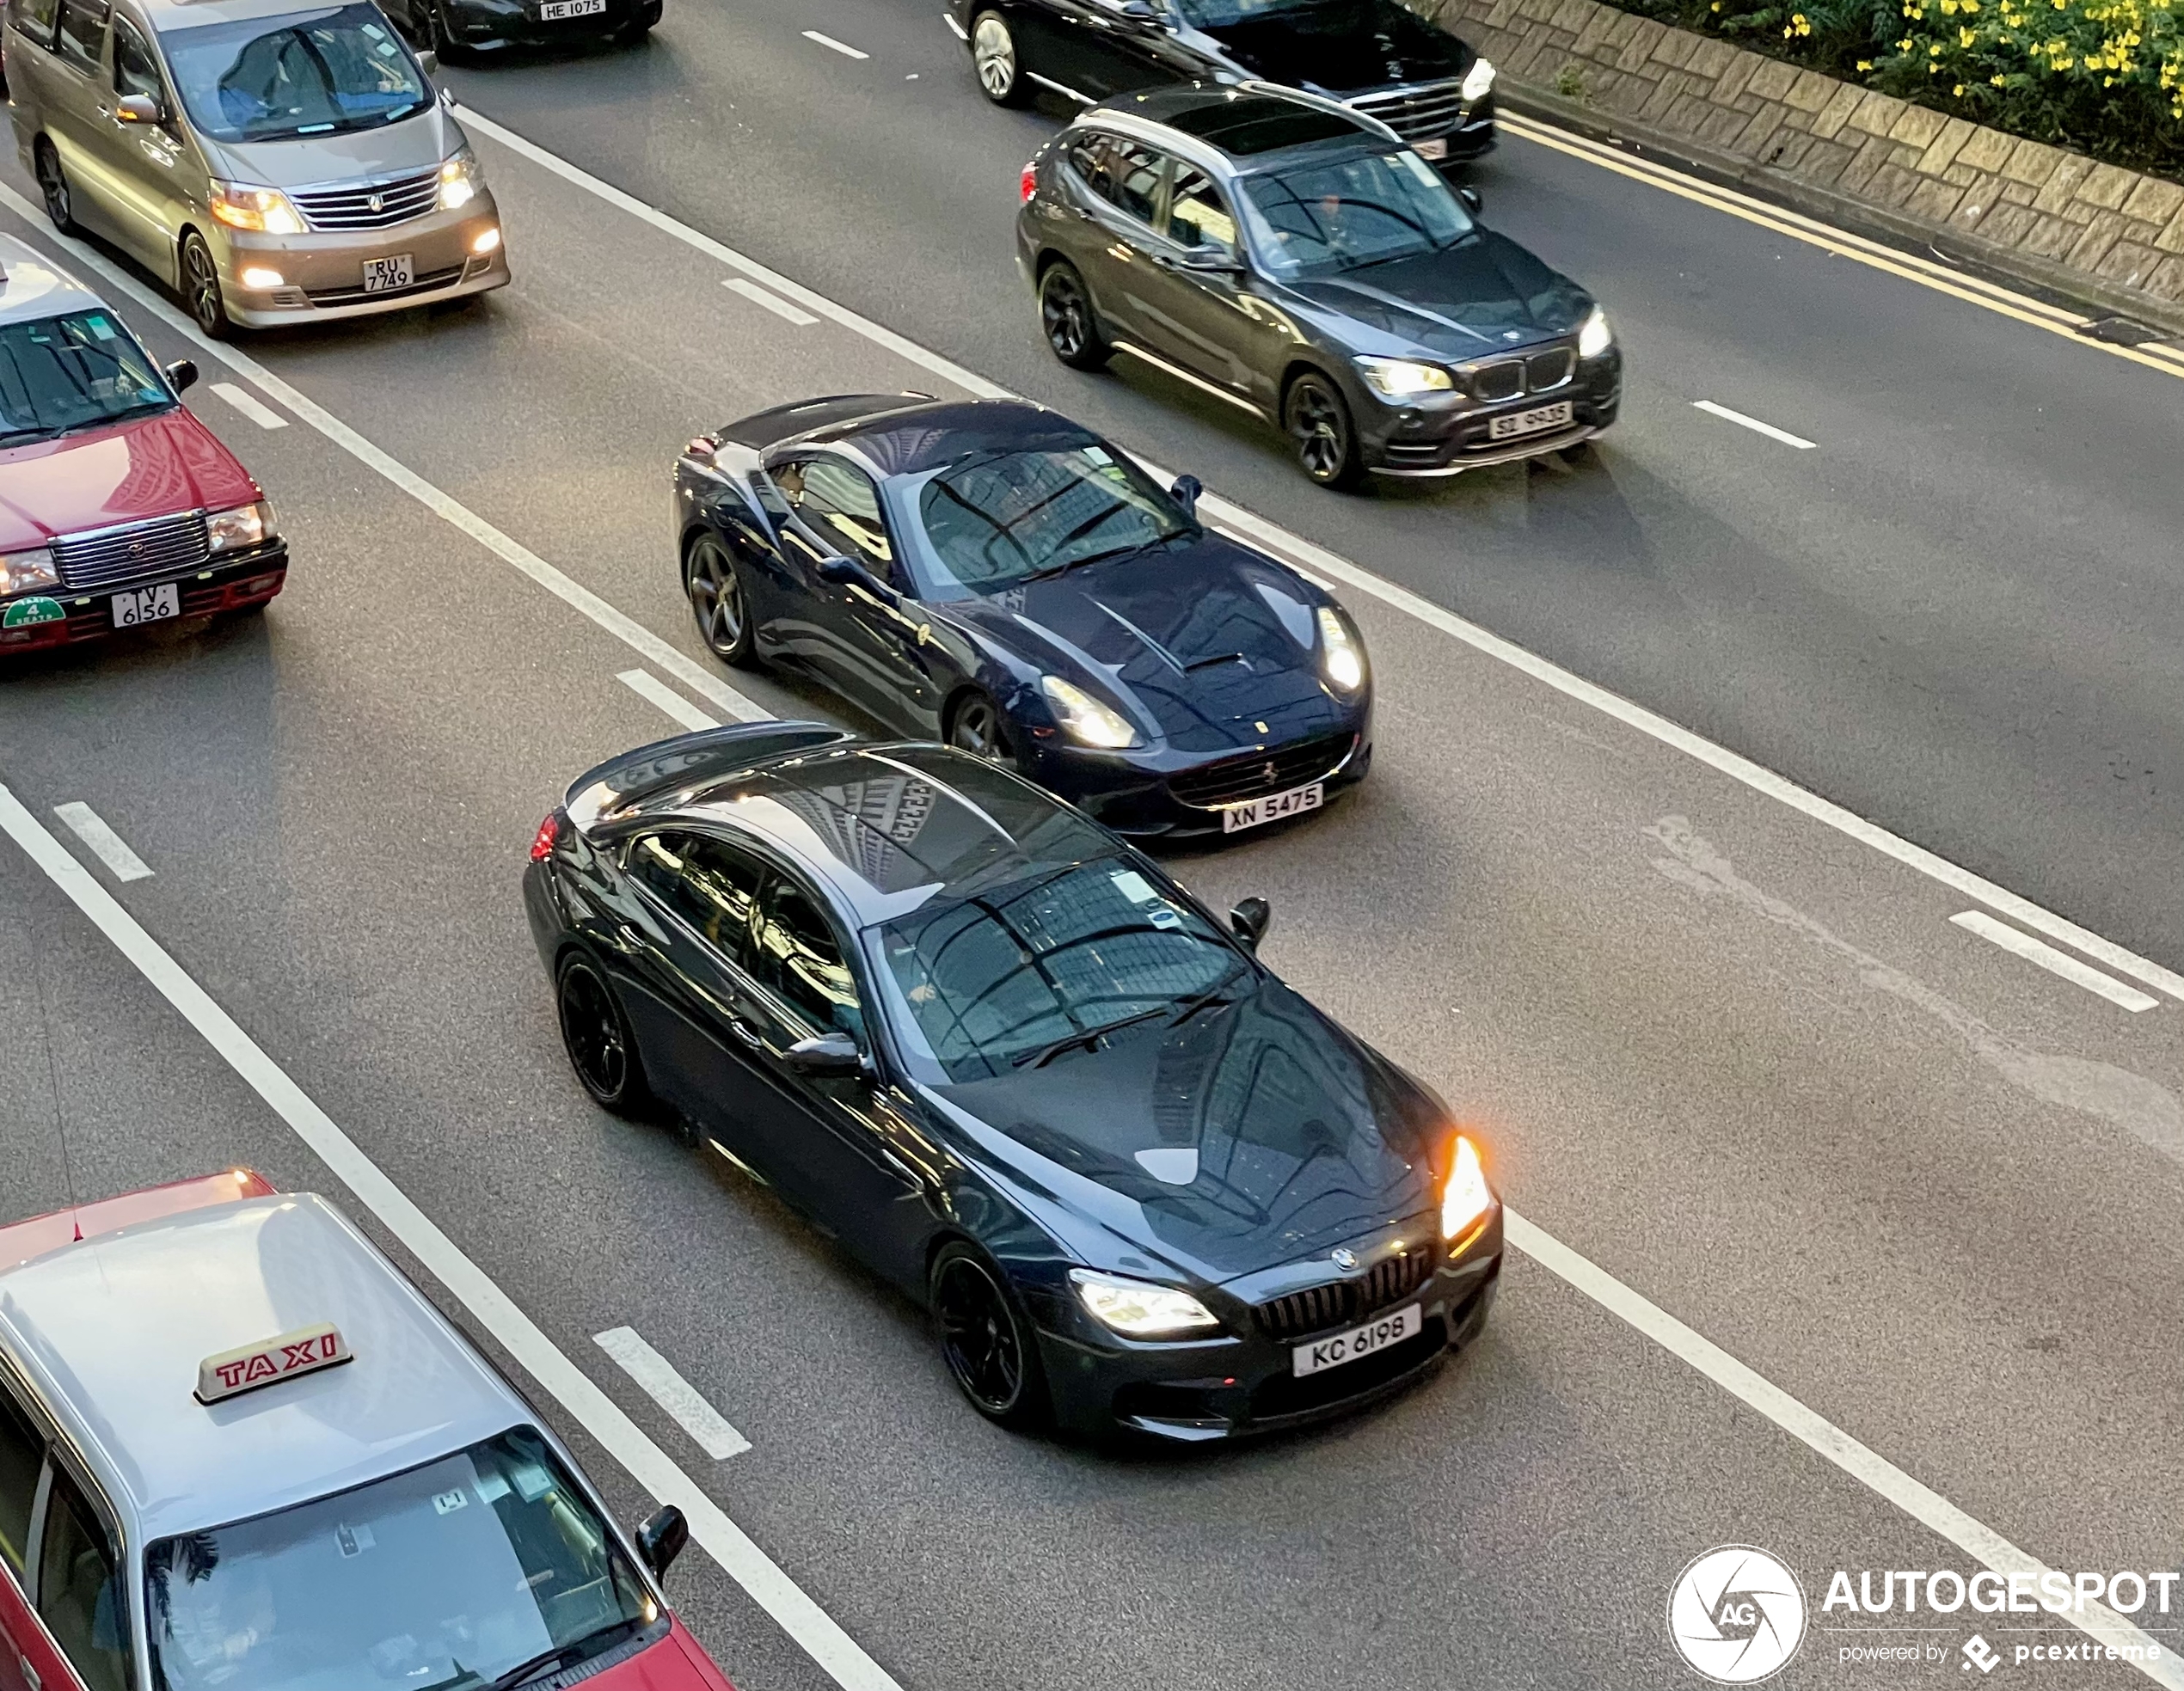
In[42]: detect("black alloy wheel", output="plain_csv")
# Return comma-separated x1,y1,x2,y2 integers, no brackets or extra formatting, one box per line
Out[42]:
34,140,77,236
1039,262,1109,371
556,955,654,1118
685,536,757,667
929,1243,1046,1426
1283,372,1360,488
179,233,233,340
970,10,1026,106
947,691,1013,765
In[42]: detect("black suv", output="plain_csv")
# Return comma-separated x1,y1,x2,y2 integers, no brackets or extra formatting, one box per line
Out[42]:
1015,85,1623,487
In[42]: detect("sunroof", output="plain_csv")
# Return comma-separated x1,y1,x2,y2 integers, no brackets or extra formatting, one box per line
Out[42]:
1161,98,1361,156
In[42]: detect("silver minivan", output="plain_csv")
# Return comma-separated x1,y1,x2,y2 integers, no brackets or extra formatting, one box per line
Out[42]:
6,0,509,334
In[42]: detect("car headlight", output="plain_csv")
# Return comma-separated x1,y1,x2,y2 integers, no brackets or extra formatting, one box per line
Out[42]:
1461,55,1495,101
1440,1134,1494,1241
1071,1270,1221,1339
1354,356,1453,400
1316,605,1366,695
0,547,58,596
1577,304,1614,358
1040,675,1140,749
439,147,484,211
209,181,306,235
207,501,276,554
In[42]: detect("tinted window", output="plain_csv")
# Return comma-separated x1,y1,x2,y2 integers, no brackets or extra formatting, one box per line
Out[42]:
757,879,865,1039
0,1384,42,1575
38,1471,129,1691
10,0,62,51
908,443,1192,597
0,309,174,447
112,15,163,97
1239,149,1474,278
1076,135,1165,225
52,0,107,70
1166,167,1237,255
159,3,428,143
1167,0,1313,24
774,457,895,572
630,831,764,971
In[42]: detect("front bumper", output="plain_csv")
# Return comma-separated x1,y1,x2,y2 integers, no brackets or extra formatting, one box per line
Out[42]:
212,197,510,328
443,0,658,46
0,544,287,652
1359,348,1623,475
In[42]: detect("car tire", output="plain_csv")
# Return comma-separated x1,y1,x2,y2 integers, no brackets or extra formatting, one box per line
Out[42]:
970,10,1027,105
178,232,235,340
1038,262,1110,372
617,0,660,41
1283,371,1362,489
555,953,657,1119
946,689,1015,766
929,1241,1049,1429
684,535,758,669
33,139,77,236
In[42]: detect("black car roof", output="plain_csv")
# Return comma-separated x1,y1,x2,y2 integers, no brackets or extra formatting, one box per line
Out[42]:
1089,86,1377,164
722,395,1100,477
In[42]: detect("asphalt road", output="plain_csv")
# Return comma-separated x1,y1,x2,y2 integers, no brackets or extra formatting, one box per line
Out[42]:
4,15,2184,1691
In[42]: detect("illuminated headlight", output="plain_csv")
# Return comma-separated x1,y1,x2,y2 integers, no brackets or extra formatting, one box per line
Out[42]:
1577,305,1614,358
209,181,306,235
0,547,58,596
472,226,502,254
1461,55,1495,101
1040,675,1140,749
1440,1135,1494,1241
207,501,276,554
1316,605,1366,695
1354,356,1452,400
1071,1270,1220,1339
439,148,484,211
238,266,285,291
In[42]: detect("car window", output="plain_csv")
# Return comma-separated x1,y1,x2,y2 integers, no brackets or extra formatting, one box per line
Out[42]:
0,309,175,448
52,0,107,70
1237,149,1473,279
38,1469,130,1691
112,15,163,98
756,877,866,1041
629,831,765,972
157,3,429,144
9,0,63,52
773,457,896,573
1072,134,1166,226
0,1383,43,1576
1166,166,1238,256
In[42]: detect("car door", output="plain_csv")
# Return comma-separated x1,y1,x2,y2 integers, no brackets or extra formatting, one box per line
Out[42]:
1131,162,1285,406
0,1383,77,1691
5,0,70,153
31,1466,127,1691
1034,0,1175,95
39,0,120,240
1059,131,1171,347
95,10,187,270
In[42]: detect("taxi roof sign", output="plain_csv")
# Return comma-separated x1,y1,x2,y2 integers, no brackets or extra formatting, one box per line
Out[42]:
195,1322,351,1404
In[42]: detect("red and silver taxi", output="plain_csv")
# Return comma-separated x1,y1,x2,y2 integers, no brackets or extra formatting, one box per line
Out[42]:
0,236,285,653
0,1172,737,1691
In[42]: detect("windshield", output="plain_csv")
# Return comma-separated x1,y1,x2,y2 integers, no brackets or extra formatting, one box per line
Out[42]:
907,443,1193,597
0,309,172,446
1239,150,1474,278
872,856,1246,1081
161,4,429,143
144,1427,654,1691
1168,0,1316,24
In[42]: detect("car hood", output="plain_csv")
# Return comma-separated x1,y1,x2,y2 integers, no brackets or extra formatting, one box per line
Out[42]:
0,409,259,549
1193,0,1467,95
922,976,1446,1285
205,105,458,191
1280,233,1593,361
937,533,1342,753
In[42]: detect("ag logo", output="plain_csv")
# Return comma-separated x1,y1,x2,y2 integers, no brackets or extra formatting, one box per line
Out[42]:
1667,1545,1807,1683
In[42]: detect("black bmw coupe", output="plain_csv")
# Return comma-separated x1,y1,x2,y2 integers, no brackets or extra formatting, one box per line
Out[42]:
526,721,1503,1440
672,394,1371,837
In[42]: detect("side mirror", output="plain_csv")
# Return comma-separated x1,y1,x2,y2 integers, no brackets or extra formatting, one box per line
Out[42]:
114,93,164,125
1230,897,1271,952
417,46,440,76
163,358,199,393
635,1505,688,1578
1169,474,1200,519
1457,186,1482,215
1177,246,1242,273
785,1032,863,1077
1118,0,1158,17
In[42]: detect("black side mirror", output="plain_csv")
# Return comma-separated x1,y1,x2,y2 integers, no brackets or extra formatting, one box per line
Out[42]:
1457,186,1482,215
635,1504,687,1578
1169,475,1200,519
785,1032,863,1076
1230,897,1271,952
163,358,199,394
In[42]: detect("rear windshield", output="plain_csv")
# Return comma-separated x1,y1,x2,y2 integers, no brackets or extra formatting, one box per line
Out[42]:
1240,149,1474,278
0,309,172,447
160,3,428,143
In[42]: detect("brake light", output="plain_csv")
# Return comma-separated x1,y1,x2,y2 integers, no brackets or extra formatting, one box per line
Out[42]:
1020,161,1039,204
530,811,561,862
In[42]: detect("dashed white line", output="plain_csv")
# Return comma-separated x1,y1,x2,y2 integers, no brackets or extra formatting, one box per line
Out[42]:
209,381,288,429
725,278,821,327
801,28,868,58
1949,910,2160,1013
618,667,721,732
595,1326,752,1460
942,10,966,40
1693,399,1817,450
53,802,152,882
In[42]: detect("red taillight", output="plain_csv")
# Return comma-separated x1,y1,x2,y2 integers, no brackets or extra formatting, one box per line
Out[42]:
1020,161,1039,204
530,811,561,862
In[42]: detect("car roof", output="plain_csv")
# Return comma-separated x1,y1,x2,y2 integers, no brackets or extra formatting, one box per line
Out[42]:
0,1193,532,1544
729,395,1100,479
135,0,357,32
0,236,107,331
1082,86,1387,176
637,740,1126,928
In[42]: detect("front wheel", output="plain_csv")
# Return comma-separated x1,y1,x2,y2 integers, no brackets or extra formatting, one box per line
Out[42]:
34,139,77,236
1283,371,1361,489
1038,262,1109,371
929,1242,1048,1428
555,954,656,1119
970,10,1027,106
684,535,758,667
947,690,1014,766
179,232,234,340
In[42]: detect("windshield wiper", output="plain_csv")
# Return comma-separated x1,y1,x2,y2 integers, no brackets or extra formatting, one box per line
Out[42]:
1020,530,1193,585
488,1618,644,1691
1015,1005,1170,1069
1167,963,1250,1029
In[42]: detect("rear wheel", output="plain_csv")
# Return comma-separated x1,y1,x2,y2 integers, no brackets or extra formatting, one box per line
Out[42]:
929,1242,1047,1428
556,954,655,1119
1038,262,1109,371
34,139,76,236
971,10,1026,105
179,232,233,340
684,535,757,667
947,690,1013,766
1283,371,1361,489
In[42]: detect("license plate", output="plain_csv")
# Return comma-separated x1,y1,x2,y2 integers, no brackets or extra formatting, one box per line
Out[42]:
1220,781,1322,834
1293,1302,1421,1377
361,254,414,294
110,582,180,628
1488,399,1574,441
1413,138,1448,160
541,0,606,16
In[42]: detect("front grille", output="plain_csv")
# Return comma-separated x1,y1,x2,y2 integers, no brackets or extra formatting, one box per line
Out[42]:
1255,1247,1434,1343
291,168,441,232
52,512,210,591
1468,346,1576,402
1471,361,1524,402
305,263,466,307
1345,79,1468,143
1359,1247,1434,1310
1527,347,1575,390
1169,732,1354,811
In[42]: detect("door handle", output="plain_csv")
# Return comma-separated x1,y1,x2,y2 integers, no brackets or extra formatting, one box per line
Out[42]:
727,1019,764,1050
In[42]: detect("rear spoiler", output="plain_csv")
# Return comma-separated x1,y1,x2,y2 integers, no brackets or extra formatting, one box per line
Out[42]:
562,721,856,833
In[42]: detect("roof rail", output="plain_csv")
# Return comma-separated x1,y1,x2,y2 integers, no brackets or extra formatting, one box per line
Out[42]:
1233,79,1405,147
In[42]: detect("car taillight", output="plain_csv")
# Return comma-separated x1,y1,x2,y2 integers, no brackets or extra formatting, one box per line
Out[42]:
1020,161,1039,204
530,810,561,862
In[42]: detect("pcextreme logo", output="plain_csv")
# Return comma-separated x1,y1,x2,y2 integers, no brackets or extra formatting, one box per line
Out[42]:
1669,1545,1810,1683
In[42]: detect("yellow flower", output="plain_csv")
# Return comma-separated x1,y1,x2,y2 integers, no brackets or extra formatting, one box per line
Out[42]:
1991,70,2006,80
1856,56,1874,65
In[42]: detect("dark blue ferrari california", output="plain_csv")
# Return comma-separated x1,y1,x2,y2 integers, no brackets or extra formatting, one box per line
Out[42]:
671,395,1371,837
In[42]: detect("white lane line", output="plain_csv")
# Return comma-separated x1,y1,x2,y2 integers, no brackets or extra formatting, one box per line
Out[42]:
1950,910,2160,1013
209,381,288,429
1505,1213,2181,1685
725,278,820,327
0,185,767,731
801,28,868,58
1692,399,1817,450
942,10,966,40
52,802,152,882
618,668,721,732
595,1326,752,1460
0,781,901,1691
